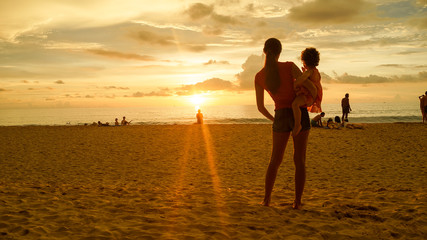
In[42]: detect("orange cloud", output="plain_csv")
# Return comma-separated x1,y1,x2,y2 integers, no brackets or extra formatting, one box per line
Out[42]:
131,30,175,46
129,88,173,97
287,0,372,25
204,59,230,65
185,3,240,25
87,49,155,61
322,71,427,84
407,16,427,30
103,86,130,90
130,28,207,52
185,3,214,20
236,55,263,90
179,78,236,92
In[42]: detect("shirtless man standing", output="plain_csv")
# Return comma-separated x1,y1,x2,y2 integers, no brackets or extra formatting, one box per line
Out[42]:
420,91,427,123
341,93,352,123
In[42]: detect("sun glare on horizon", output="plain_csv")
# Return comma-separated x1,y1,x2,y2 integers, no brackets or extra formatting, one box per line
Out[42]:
189,94,206,111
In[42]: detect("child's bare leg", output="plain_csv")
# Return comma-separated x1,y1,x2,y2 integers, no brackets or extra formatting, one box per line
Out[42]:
302,80,317,105
292,95,306,136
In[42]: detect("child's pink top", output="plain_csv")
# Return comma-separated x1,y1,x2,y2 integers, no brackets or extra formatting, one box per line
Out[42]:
300,68,322,113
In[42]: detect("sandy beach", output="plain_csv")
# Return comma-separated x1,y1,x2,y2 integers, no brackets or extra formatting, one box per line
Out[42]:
0,123,426,239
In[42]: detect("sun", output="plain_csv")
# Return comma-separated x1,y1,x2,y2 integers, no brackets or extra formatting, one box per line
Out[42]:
189,94,205,111
190,94,205,105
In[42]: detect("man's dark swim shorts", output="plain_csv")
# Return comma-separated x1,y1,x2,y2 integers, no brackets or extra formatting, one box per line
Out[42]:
342,106,350,114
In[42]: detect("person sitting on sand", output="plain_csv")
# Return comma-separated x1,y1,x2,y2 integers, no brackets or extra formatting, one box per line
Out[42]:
334,116,341,124
115,118,120,126
325,118,341,129
98,121,109,126
292,48,323,136
121,116,131,126
196,109,203,124
311,112,325,127
419,91,427,124
326,118,333,129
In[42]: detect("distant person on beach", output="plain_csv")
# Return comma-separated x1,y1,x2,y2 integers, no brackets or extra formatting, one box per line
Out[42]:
420,91,427,123
311,112,325,127
326,118,341,129
98,121,109,126
255,38,310,209
326,118,333,128
334,116,341,124
292,48,323,136
341,93,352,122
121,116,130,125
115,118,119,126
196,109,204,124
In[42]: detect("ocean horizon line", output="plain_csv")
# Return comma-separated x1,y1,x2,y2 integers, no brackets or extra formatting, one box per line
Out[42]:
0,102,421,126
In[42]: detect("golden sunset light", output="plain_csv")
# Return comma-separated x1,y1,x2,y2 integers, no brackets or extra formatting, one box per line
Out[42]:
0,0,425,109
1,1,426,239
189,94,206,110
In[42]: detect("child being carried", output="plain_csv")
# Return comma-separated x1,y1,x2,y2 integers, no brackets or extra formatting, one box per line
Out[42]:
292,47,323,136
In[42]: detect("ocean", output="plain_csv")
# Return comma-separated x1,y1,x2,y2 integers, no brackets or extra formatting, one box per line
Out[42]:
0,102,422,126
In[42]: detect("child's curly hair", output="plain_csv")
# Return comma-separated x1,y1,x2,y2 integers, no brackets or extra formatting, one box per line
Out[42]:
301,48,320,67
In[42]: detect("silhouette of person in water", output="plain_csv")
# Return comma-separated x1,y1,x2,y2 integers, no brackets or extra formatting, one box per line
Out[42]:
255,38,310,209
341,93,352,122
420,91,427,123
115,118,120,126
196,109,203,124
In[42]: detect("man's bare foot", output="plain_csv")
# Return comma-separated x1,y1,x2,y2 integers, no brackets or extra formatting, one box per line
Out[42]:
260,199,270,206
292,125,302,136
292,200,302,209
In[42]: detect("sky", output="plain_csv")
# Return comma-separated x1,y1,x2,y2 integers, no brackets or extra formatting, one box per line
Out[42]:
0,0,426,109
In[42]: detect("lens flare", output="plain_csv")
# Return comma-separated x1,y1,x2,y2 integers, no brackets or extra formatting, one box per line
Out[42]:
190,95,205,106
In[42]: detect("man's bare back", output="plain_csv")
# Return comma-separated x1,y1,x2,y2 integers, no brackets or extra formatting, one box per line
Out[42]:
420,93,427,123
